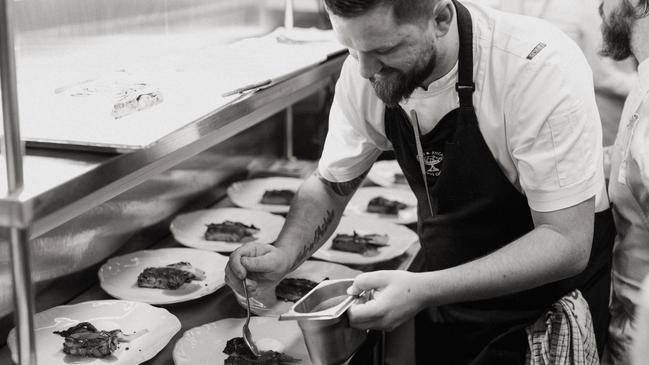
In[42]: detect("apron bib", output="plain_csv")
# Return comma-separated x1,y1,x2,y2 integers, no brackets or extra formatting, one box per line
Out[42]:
383,1,615,363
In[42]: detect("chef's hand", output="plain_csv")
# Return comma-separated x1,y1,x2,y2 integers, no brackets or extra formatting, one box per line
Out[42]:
225,242,292,297
347,270,428,332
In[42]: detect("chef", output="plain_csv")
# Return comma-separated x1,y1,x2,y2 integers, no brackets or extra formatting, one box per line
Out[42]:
597,0,649,364
225,0,615,363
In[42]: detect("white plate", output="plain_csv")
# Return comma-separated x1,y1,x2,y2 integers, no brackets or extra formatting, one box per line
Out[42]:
170,208,285,252
98,248,228,305
345,187,418,225
313,215,418,265
367,160,409,189
234,260,362,317
7,300,180,365
227,177,304,213
173,317,312,365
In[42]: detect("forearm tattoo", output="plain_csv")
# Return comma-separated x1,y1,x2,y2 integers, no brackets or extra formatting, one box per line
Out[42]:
314,169,369,197
292,209,335,270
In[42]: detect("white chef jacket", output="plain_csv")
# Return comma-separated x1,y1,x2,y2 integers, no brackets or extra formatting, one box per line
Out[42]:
603,58,649,365
474,0,635,97
318,0,608,213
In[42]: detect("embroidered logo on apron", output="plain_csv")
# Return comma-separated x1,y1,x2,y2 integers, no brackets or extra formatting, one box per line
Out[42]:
424,151,444,176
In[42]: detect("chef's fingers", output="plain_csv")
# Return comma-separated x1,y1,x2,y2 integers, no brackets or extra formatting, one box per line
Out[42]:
228,247,247,279
229,243,273,279
241,277,259,293
347,300,384,328
240,249,281,273
347,271,388,296
225,263,259,295
224,262,244,292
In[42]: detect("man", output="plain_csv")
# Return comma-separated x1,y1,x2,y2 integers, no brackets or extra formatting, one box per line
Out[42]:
226,0,615,363
598,1,649,364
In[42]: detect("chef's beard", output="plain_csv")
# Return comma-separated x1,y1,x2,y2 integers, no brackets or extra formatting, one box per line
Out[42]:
370,48,437,108
600,1,635,61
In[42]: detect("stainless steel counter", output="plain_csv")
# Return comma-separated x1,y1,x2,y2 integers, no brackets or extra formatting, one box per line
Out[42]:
0,53,346,236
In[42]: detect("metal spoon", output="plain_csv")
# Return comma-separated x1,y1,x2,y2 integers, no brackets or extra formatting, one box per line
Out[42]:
241,279,262,357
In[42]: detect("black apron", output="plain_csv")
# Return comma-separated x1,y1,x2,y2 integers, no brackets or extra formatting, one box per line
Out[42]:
383,1,615,363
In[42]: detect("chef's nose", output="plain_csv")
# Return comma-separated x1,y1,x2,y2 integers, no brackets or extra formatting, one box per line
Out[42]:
358,52,382,80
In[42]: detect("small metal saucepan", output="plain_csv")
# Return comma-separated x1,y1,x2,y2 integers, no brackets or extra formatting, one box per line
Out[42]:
279,279,369,365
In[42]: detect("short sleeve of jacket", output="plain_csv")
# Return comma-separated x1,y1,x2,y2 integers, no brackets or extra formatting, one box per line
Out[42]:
505,44,604,212
318,57,391,182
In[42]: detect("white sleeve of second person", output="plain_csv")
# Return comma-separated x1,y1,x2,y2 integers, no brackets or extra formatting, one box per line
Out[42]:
630,104,649,194
318,58,388,183
504,45,604,213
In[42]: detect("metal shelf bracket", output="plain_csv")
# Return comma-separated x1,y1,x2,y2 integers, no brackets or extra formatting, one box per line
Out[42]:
1,0,38,363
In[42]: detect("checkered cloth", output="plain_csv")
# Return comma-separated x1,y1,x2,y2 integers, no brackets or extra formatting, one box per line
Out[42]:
525,290,599,365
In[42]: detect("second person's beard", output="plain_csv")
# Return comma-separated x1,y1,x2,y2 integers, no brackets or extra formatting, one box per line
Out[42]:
600,2,636,61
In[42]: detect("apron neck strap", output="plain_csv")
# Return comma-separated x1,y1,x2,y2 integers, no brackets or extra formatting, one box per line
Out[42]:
453,0,475,108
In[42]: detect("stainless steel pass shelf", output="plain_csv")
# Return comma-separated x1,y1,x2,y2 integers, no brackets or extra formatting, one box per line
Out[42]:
0,53,345,238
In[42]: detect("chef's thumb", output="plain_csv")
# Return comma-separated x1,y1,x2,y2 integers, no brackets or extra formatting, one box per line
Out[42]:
348,272,387,296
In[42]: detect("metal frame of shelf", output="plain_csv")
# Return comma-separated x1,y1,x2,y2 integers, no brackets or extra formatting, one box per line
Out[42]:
0,0,345,359
1,56,344,237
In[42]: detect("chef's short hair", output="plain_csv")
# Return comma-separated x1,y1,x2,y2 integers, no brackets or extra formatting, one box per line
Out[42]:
323,0,436,24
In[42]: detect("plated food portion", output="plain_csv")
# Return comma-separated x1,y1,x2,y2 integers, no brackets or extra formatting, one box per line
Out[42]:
331,232,389,257
260,189,296,206
173,317,310,365
367,160,410,189
223,337,300,364
53,322,147,358
204,220,260,243
136,261,206,290
99,248,228,304
366,196,409,215
170,208,285,252
235,260,361,317
228,177,303,213
314,215,418,265
7,300,180,365
345,187,417,225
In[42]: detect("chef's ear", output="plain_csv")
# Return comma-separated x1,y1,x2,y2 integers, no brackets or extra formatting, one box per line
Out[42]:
431,0,454,37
